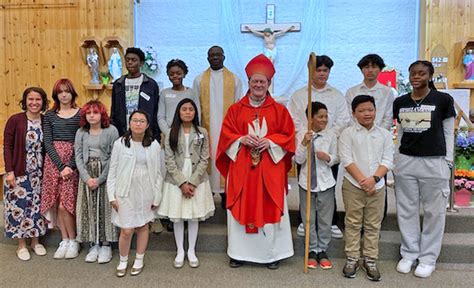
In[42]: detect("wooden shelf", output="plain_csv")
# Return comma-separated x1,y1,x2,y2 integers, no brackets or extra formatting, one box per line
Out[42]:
453,82,474,89
84,84,104,90
105,84,113,90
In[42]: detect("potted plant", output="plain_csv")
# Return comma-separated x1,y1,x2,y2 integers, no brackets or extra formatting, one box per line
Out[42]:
100,70,111,85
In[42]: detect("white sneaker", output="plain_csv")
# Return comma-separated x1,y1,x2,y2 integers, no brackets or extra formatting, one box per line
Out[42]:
396,258,414,274
331,225,343,239
65,240,80,259
53,240,69,259
296,223,305,237
414,263,435,278
85,245,99,263
97,245,112,264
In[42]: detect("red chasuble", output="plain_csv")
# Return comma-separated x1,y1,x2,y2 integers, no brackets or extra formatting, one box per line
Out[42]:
216,93,295,232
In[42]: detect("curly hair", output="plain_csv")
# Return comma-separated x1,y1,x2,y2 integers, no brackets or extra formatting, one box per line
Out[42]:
79,100,111,131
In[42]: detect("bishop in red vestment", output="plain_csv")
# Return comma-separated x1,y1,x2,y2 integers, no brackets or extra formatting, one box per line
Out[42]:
216,54,295,269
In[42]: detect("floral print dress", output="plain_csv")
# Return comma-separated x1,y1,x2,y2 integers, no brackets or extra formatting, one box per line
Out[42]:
4,119,47,238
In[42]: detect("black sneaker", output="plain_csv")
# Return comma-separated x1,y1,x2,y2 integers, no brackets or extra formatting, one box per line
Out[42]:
363,257,381,281
220,193,227,210
267,261,280,270
229,258,243,268
342,257,359,278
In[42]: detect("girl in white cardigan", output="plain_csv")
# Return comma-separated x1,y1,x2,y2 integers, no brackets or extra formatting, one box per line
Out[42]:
107,110,162,277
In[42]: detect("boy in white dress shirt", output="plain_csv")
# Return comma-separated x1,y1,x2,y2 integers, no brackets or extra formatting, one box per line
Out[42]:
339,95,393,281
295,101,338,270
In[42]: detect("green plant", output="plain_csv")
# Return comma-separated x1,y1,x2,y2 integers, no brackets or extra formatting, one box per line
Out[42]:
100,70,110,78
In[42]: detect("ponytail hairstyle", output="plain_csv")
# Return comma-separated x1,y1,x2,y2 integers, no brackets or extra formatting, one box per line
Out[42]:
122,110,153,148
169,98,201,153
408,60,436,91
166,59,189,75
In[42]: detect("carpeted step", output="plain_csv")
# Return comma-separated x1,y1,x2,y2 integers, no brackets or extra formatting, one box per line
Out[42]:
2,222,473,264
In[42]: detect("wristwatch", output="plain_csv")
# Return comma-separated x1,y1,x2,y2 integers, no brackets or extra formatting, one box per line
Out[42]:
373,175,381,183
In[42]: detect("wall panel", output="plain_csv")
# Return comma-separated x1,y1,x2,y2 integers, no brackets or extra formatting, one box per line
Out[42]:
424,0,474,88
0,0,134,174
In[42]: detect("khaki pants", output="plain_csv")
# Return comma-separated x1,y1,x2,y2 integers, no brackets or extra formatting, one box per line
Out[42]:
342,179,385,259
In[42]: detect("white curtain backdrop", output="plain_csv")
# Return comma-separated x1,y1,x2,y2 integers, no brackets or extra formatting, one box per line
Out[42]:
220,0,327,99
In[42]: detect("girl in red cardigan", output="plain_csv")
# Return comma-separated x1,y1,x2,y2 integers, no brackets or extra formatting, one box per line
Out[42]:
3,87,49,261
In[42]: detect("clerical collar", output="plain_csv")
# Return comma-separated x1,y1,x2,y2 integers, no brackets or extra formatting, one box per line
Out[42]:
249,96,266,107
211,68,224,73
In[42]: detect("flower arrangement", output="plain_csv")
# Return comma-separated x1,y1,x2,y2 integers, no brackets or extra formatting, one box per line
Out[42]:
141,46,160,76
397,72,412,96
454,175,474,192
455,130,474,159
454,130,474,192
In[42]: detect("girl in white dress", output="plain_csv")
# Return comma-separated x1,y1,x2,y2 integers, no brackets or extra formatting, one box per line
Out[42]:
107,110,162,277
158,98,215,268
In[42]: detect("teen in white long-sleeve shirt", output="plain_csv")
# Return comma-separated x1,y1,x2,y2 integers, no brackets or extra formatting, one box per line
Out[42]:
345,54,394,131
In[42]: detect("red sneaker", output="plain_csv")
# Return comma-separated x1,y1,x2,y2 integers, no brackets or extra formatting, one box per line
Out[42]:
308,252,318,269
317,251,333,270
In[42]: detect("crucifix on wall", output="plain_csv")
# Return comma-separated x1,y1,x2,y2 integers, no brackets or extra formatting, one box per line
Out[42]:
241,4,301,64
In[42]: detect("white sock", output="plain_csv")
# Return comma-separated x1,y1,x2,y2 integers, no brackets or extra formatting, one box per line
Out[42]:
133,253,145,269
117,255,128,270
187,221,199,262
174,221,185,262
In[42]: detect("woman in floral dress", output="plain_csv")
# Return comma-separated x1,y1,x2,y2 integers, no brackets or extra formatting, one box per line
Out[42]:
3,87,49,261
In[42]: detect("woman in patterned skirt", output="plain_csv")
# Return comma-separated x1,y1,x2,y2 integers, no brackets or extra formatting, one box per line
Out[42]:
41,79,81,259
75,100,119,264
3,87,49,260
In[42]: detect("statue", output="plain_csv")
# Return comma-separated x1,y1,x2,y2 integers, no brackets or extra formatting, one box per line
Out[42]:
245,25,295,63
108,47,123,82
86,47,100,84
463,49,474,81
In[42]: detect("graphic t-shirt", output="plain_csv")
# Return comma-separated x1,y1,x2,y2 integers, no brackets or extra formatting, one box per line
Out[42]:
125,75,144,128
393,89,456,156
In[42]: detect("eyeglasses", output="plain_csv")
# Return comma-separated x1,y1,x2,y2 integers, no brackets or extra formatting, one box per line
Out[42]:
130,119,147,124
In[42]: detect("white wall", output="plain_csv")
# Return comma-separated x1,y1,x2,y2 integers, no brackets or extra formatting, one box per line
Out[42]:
135,0,418,98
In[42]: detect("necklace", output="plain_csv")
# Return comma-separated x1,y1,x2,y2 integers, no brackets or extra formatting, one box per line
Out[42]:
412,97,426,107
411,89,431,107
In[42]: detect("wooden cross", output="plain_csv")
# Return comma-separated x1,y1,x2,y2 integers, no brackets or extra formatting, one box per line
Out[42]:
240,4,301,34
